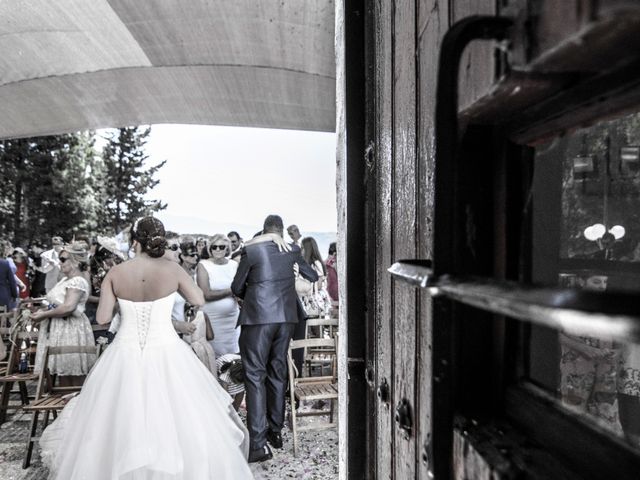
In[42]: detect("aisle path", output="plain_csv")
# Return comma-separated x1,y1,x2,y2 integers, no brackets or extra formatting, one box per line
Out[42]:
0,408,338,479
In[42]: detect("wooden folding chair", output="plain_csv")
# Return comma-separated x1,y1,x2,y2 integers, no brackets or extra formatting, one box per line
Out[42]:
287,336,338,456
0,311,15,373
22,344,100,468
0,312,39,426
304,317,338,377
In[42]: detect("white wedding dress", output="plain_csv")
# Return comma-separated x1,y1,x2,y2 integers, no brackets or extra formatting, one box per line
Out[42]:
40,292,254,479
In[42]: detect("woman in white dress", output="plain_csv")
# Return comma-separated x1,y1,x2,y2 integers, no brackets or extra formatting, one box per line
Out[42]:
40,217,253,479
197,233,243,409
197,234,240,357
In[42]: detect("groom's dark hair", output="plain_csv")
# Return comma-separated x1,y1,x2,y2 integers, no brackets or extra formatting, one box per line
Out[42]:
263,215,284,234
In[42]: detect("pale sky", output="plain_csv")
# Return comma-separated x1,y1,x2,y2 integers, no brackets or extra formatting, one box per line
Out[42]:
140,124,337,239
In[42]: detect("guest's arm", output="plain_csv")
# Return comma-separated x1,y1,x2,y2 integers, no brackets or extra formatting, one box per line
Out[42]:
5,264,17,300
31,287,83,322
203,311,214,341
245,233,291,252
196,263,232,301
296,252,319,283
177,265,205,307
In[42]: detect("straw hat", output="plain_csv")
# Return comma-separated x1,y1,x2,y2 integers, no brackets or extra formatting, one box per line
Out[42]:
63,242,90,263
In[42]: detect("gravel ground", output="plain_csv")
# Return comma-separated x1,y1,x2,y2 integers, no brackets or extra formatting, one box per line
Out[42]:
0,402,338,480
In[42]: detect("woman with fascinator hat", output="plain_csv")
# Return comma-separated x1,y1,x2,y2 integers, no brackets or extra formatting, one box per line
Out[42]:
30,242,96,387
85,236,127,334
39,217,253,479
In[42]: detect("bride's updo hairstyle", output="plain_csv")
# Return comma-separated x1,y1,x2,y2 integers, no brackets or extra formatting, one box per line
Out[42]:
132,216,167,258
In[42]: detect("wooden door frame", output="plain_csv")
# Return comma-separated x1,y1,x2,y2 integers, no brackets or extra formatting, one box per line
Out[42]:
336,1,369,478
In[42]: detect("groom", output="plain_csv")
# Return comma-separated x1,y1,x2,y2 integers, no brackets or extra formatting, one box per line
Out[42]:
232,214,318,462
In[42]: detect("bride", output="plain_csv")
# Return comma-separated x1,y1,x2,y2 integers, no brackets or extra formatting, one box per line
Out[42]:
40,217,254,479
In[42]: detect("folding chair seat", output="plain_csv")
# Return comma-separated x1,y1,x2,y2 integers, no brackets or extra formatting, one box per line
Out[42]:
22,344,100,468
288,336,338,456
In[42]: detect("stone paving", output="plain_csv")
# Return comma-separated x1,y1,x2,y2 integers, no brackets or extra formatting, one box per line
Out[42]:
0,403,338,480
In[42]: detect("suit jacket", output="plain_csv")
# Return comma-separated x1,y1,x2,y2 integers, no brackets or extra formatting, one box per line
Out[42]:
0,258,17,310
232,242,318,326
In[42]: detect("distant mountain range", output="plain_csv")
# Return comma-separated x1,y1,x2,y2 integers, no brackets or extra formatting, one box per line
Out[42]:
157,212,337,258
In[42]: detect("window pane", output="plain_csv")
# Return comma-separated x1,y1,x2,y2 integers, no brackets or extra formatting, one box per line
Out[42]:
528,110,640,447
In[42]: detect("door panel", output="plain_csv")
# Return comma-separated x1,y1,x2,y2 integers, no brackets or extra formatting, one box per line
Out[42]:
392,0,418,476
373,0,395,477
416,0,449,478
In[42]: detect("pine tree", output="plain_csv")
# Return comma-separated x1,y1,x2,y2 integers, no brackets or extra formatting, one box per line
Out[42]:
100,127,167,232
0,133,103,244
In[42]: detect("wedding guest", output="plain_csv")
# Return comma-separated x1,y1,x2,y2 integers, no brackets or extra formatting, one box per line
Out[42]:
30,243,96,387
163,234,182,263
197,234,243,409
228,231,243,261
287,224,302,247
170,240,197,336
12,247,31,299
177,240,216,367
1,240,24,307
326,242,338,302
231,215,318,460
0,253,17,312
301,237,329,305
28,243,47,297
87,236,126,341
197,237,210,260
40,236,64,292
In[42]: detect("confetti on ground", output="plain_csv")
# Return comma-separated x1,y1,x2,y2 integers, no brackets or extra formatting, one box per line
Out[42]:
0,402,338,479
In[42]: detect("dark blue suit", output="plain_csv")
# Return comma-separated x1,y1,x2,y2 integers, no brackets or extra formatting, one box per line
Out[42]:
0,259,17,311
231,242,317,450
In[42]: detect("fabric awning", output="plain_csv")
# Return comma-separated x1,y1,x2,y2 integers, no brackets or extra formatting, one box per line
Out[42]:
0,0,335,139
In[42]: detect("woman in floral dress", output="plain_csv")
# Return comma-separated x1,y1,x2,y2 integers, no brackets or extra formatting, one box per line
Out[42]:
31,243,96,386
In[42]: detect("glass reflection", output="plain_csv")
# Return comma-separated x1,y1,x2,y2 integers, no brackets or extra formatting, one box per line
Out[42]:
530,110,640,447
557,274,621,436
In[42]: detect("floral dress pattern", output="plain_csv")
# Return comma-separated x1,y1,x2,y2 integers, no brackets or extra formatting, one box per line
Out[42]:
34,276,96,375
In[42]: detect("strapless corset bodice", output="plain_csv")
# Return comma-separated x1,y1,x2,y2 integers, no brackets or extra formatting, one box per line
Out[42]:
115,293,179,349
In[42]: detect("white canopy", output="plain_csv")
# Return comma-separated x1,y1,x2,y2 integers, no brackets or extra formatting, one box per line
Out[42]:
0,0,335,139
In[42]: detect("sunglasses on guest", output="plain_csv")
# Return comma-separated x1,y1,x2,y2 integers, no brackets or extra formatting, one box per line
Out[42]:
59,256,69,263
166,244,180,251
184,252,199,258
210,245,227,251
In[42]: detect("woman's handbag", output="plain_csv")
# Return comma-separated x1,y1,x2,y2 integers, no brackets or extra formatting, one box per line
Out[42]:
295,276,313,296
